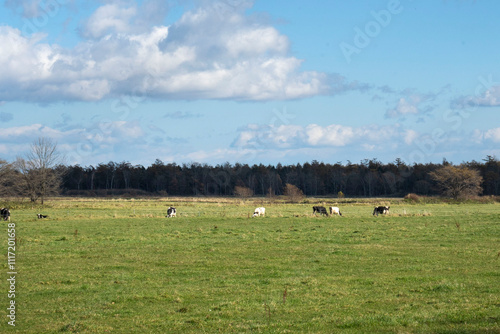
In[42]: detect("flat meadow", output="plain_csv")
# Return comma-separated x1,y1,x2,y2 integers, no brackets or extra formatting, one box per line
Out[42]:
1,197,499,333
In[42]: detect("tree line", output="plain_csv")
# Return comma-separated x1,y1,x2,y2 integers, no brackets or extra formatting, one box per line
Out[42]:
58,158,495,198
1,138,498,201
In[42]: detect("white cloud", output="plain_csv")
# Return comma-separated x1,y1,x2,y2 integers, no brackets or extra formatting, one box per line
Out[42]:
232,124,304,148
305,124,355,146
484,127,500,142
80,0,171,39
386,97,419,118
404,129,419,145
0,1,362,103
385,91,439,119
81,4,137,39
0,124,76,140
0,120,145,164
225,27,289,57
478,86,500,106
453,85,500,108
233,123,400,150
471,127,500,144
83,120,144,145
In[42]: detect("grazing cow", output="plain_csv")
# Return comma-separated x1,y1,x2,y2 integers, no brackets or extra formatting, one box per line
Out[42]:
166,207,176,218
313,206,329,216
329,206,342,216
373,206,390,216
252,207,265,217
1,208,10,221
37,214,48,219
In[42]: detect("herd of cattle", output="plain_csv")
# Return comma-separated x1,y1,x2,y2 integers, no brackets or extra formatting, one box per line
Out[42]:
0,205,391,221
162,205,390,218
163,205,350,218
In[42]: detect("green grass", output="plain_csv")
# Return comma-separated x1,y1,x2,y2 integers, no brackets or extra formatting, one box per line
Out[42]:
1,197,500,333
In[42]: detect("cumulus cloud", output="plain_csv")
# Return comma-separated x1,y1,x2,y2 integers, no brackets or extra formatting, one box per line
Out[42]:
386,97,419,117
0,0,359,103
81,4,138,39
385,88,445,119
80,0,170,39
233,123,400,150
452,85,500,108
404,129,419,145
305,124,355,146
232,124,304,148
483,127,500,142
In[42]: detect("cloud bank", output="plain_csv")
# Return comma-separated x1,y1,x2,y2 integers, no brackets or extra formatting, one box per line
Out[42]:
1,117,499,165
0,0,363,103
232,123,400,151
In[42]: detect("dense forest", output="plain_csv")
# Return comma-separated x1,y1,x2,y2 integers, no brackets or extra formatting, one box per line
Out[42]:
58,156,500,198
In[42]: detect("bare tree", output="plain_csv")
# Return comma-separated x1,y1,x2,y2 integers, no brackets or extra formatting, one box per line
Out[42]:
15,137,64,204
429,165,483,199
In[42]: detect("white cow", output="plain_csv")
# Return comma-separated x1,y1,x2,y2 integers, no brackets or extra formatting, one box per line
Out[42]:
329,206,342,216
252,207,265,217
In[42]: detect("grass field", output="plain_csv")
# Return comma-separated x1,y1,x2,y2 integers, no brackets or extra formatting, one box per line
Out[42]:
1,197,499,333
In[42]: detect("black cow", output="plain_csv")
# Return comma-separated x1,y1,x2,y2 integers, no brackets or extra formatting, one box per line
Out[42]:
373,206,390,216
1,208,10,221
313,206,329,216
37,214,48,219
166,207,176,218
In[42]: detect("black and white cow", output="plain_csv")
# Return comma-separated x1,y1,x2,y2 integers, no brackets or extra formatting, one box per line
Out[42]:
329,206,342,216
373,206,390,216
37,214,48,219
1,208,10,221
313,206,329,216
166,207,176,218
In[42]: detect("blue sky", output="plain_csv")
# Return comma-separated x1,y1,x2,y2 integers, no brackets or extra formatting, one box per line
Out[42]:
0,0,499,166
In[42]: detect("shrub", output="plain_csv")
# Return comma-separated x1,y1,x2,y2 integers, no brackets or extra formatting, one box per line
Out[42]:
404,193,420,203
234,186,253,198
284,184,304,203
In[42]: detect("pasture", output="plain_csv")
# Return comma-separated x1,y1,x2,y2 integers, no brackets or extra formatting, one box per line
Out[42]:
1,197,499,333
